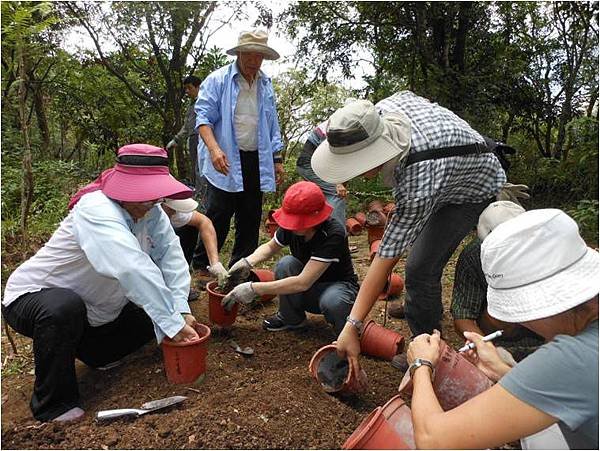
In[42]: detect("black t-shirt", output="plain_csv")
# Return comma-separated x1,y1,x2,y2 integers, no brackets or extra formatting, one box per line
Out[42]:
274,218,358,285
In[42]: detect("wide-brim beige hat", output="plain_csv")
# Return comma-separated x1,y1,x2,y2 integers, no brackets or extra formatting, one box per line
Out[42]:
311,100,411,184
226,30,280,60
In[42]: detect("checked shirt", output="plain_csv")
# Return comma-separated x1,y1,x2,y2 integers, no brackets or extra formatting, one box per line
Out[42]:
375,91,506,259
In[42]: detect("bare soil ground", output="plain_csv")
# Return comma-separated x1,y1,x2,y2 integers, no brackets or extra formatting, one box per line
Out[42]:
1,232,480,449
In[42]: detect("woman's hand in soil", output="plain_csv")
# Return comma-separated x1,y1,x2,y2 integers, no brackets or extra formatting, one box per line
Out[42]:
183,314,198,328
221,282,256,311
335,324,362,377
172,324,200,342
208,262,228,286
462,331,512,382
407,329,441,366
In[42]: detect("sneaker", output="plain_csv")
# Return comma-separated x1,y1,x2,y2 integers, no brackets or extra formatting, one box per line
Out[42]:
387,301,405,319
390,352,409,372
262,314,306,331
188,288,200,302
53,407,85,422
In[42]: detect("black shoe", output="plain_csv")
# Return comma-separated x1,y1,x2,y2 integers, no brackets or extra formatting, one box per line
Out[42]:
387,302,405,319
262,314,306,331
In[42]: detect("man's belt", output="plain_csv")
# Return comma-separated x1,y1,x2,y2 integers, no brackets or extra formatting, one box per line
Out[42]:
405,141,491,167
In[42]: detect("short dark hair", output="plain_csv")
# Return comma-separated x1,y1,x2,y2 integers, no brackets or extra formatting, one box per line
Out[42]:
183,75,201,87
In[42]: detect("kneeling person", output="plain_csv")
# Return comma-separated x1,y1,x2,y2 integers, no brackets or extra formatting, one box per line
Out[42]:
222,181,359,334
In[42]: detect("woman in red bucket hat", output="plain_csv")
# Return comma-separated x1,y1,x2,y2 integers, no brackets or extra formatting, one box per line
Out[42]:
221,181,359,334
3,144,203,423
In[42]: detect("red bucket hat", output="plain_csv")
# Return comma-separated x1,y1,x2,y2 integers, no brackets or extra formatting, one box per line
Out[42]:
69,144,193,208
272,181,333,231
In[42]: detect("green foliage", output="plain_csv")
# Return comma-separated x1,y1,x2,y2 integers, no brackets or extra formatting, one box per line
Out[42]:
568,200,599,244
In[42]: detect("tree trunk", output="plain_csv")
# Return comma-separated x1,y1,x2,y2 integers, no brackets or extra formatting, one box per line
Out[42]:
18,42,34,249
586,86,598,117
32,80,50,156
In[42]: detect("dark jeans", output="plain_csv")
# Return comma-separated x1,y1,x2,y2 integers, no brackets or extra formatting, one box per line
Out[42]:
174,224,198,266
1,288,154,421
274,255,358,335
404,199,493,336
192,150,263,269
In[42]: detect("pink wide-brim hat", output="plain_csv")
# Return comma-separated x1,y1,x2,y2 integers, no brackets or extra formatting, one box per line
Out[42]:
101,144,192,202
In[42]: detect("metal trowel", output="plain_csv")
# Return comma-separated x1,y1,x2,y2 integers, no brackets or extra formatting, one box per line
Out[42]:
96,395,187,421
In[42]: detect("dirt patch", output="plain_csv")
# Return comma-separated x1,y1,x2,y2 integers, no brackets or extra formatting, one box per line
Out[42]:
1,233,479,449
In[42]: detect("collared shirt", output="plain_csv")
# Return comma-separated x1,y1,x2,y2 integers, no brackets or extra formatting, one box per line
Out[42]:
376,91,506,258
195,62,283,193
2,191,190,343
234,76,259,151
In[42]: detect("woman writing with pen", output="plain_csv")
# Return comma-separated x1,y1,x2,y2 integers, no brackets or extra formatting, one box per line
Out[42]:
406,209,598,450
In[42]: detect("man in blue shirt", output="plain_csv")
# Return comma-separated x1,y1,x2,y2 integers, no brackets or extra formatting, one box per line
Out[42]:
191,30,284,281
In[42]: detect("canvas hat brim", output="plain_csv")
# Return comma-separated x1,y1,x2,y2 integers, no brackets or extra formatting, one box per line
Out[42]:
164,198,198,213
487,247,600,323
101,165,193,202
311,115,411,184
272,202,333,231
226,44,280,60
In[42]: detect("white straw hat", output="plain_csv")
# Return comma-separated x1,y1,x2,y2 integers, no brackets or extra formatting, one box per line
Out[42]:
311,100,411,184
482,209,600,323
164,198,198,213
477,201,526,240
226,30,280,60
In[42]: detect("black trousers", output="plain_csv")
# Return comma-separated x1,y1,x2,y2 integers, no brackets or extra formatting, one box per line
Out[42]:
192,150,263,269
174,224,199,265
2,288,154,421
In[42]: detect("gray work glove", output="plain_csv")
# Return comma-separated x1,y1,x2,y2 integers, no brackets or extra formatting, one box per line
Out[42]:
166,139,177,150
496,183,530,207
221,282,256,311
228,258,253,281
207,262,228,286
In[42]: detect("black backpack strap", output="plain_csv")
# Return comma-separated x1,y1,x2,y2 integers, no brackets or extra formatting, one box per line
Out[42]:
404,142,492,167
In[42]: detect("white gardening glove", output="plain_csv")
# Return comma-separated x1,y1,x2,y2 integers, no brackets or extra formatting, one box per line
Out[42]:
207,262,228,286
166,139,177,150
221,282,256,311
496,183,530,207
228,258,253,281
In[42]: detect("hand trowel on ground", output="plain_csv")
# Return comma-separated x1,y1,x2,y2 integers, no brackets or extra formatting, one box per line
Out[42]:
96,395,187,421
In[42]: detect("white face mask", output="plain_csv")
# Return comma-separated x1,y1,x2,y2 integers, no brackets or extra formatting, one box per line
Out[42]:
381,155,400,187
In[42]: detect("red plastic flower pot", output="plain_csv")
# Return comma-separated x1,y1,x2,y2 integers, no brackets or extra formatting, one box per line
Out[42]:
248,268,275,302
369,240,381,261
378,273,404,300
346,218,363,236
354,212,367,227
383,202,396,215
360,320,405,361
342,407,412,449
206,281,238,328
308,344,368,394
380,395,416,449
367,199,384,212
161,323,211,384
398,339,494,411
367,226,385,244
264,210,278,237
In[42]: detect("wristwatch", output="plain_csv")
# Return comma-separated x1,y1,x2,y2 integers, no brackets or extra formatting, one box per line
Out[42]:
408,358,434,380
345,316,364,336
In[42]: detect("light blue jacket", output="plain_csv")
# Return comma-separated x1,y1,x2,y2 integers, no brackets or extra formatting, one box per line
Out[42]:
195,62,283,193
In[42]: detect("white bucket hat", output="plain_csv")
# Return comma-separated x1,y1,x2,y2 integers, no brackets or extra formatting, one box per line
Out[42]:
477,201,526,240
311,100,412,184
226,30,280,60
164,198,198,213
482,209,600,323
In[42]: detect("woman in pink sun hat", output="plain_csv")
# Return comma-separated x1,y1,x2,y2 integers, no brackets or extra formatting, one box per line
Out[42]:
221,181,359,334
3,144,202,423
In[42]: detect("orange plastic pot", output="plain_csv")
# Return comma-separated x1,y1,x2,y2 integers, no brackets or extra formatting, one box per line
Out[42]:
398,339,493,411
367,226,385,244
380,395,416,449
161,323,211,384
354,212,367,227
369,240,381,261
360,320,405,361
309,344,368,394
264,210,278,237
206,281,238,328
383,202,396,215
346,218,363,236
342,407,411,449
367,199,384,212
249,268,276,302
379,273,405,300
366,210,387,227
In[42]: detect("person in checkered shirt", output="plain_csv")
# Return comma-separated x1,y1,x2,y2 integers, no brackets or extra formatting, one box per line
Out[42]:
311,92,508,369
